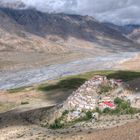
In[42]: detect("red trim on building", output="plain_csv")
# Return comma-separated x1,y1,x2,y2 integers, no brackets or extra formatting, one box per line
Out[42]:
103,101,115,107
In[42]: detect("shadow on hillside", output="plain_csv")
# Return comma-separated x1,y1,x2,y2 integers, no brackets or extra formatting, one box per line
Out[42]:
38,78,87,92
39,71,140,93
0,106,54,129
38,78,87,104
107,71,140,82
38,71,140,103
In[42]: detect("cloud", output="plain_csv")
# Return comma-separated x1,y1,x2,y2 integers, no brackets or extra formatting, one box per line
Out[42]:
1,0,140,25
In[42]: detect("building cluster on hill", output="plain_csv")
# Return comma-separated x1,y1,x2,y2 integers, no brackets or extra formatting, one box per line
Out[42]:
64,76,124,110
61,75,130,121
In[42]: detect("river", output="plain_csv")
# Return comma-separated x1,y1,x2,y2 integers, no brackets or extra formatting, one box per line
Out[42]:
0,52,138,90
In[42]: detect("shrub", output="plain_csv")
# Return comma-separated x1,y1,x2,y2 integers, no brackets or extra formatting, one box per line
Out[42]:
62,110,69,116
100,98,139,115
99,84,112,94
49,119,64,129
113,98,139,115
103,108,111,114
49,110,69,129
114,97,123,105
110,108,121,115
96,107,102,114
85,111,92,120
21,101,29,105
120,102,130,110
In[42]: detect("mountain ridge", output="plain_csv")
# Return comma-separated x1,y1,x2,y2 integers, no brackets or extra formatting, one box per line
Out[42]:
0,7,136,49
0,7,139,72
103,22,140,43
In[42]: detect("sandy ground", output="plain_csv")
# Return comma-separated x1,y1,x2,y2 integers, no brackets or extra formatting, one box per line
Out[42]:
0,51,92,72
0,86,73,112
120,54,140,70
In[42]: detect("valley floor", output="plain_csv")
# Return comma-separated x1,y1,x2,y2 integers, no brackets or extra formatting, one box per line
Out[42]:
0,52,138,90
119,54,140,70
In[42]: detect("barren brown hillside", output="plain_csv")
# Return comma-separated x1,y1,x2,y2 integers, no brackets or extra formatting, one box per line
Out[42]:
120,54,140,70
0,7,139,72
63,121,140,140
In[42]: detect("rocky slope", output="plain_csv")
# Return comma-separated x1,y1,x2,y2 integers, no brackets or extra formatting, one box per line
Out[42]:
0,7,135,52
128,28,140,43
0,7,139,72
104,23,140,44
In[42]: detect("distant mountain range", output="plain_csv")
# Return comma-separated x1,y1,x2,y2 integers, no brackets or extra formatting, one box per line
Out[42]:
127,26,140,44
104,23,140,44
0,3,140,72
0,1,140,46
0,6,139,54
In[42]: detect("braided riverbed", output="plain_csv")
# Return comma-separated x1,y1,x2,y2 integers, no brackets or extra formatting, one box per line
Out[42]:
0,52,138,90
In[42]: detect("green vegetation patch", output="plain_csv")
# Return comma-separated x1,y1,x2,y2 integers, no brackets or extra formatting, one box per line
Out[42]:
38,78,87,92
38,70,140,92
49,110,69,129
49,118,64,129
49,98,140,130
72,111,93,124
102,97,140,115
7,86,27,93
49,110,94,129
21,101,29,105
107,71,140,81
98,84,113,94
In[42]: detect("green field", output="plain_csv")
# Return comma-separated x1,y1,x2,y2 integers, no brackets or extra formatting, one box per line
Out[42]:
7,70,140,93
38,70,140,92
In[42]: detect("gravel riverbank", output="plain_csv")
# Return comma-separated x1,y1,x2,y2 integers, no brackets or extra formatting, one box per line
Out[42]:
0,52,138,90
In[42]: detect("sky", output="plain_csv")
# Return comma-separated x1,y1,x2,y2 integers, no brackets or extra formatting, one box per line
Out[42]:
1,0,140,25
